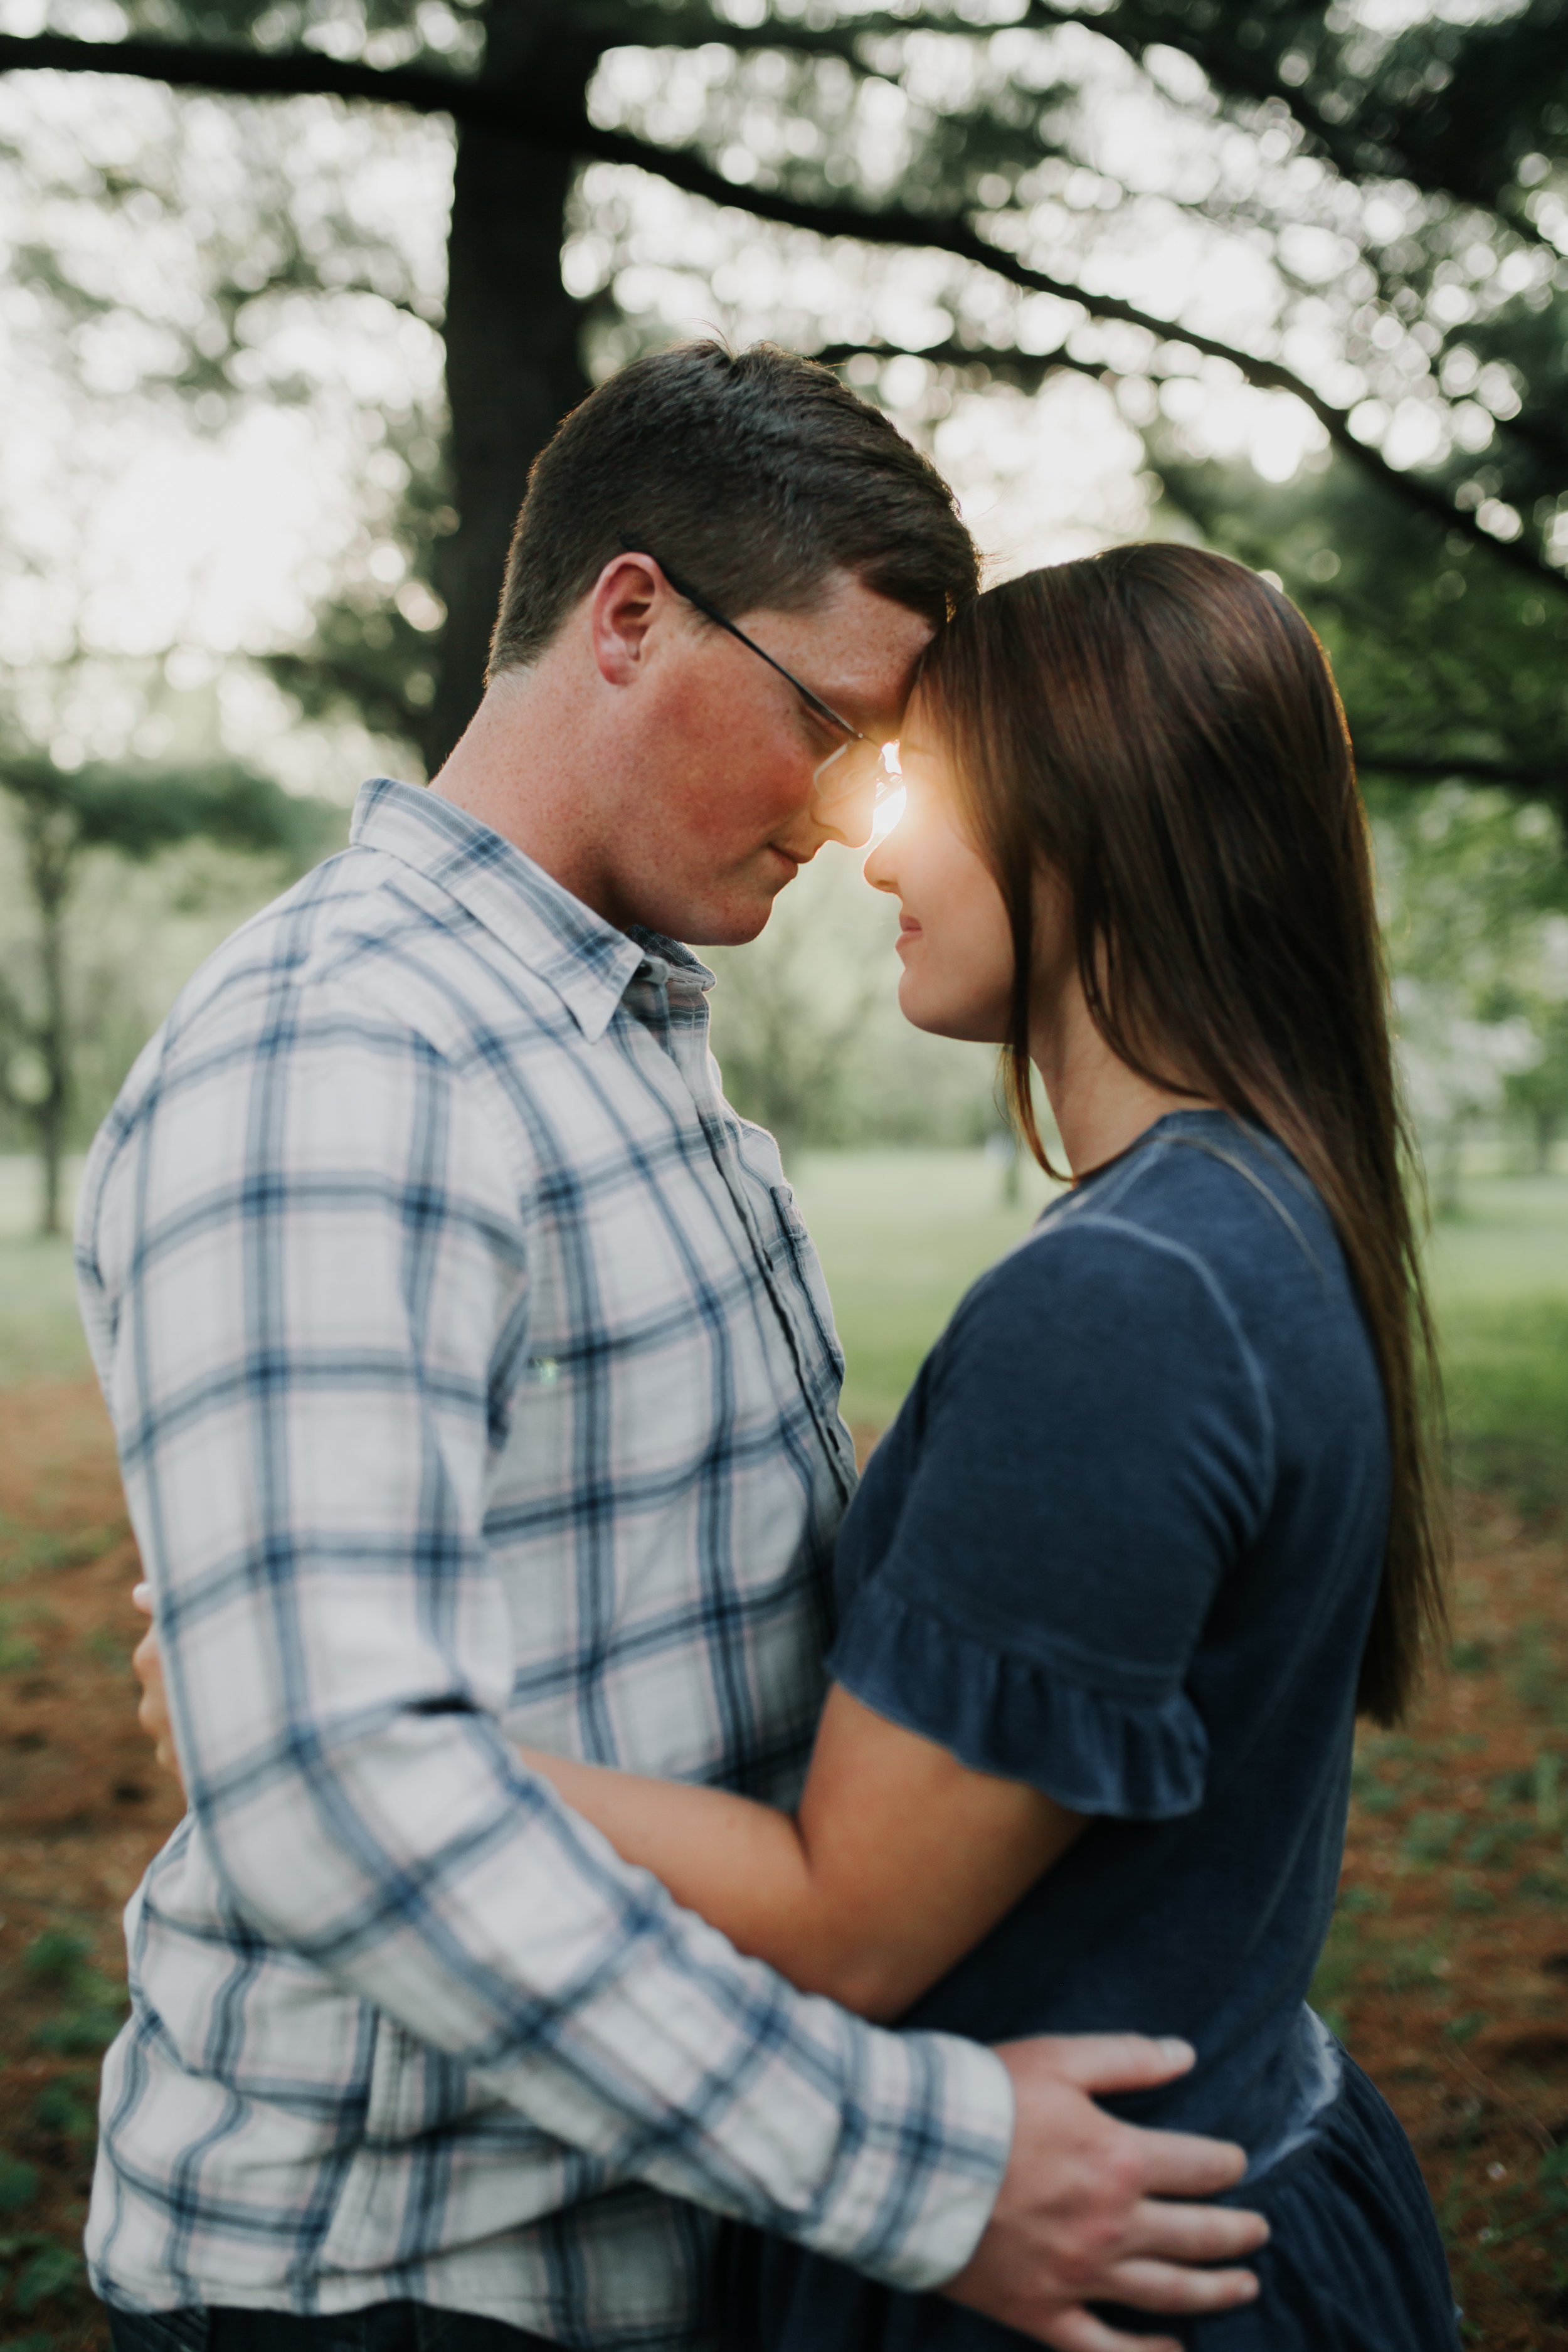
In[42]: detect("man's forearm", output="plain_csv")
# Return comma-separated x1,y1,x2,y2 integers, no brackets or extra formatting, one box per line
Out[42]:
184,1687,1015,2287
134,1613,1014,2277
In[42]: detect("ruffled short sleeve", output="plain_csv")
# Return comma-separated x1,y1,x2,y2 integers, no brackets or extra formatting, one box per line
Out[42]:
827,1216,1276,1822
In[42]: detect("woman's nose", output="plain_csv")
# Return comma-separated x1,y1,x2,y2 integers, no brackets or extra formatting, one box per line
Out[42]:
862,836,898,892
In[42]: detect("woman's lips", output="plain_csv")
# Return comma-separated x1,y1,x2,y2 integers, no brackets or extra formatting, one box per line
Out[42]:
895,918,921,955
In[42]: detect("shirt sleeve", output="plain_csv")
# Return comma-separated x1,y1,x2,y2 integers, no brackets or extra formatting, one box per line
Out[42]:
828,1216,1276,1821
77,975,1012,2292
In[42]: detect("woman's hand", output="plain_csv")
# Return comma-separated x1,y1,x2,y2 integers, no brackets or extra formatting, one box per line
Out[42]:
130,1584,186,1796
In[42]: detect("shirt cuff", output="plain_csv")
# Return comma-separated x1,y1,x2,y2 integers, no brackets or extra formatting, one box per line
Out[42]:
807,2027,1015,2290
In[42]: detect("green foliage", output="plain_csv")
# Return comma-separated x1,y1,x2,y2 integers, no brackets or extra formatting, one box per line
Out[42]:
706,870,886,1168
1442,1298,1568,1507
1401,1810,1464,1867
0,1608,43,1673
22,1929,129,2057
28,2084,93,2144
1,0,1564,1199
790,1147,1061,1425
1307,1903,1365,2038
0,741,347,1231
0,1233,90,1388
30,2006,125,2057
262,407,453,765
0,752,341,869
21,1932,90,1989
1165,453,1568,799
0,2237,84,2316
0,2158,38,2218
1507,1003,1568,1170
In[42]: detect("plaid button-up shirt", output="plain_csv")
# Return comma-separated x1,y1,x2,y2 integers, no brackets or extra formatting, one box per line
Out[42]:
77,779,1012,2346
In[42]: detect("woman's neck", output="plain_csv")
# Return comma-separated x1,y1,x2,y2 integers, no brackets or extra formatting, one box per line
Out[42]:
1031,978,1217,1182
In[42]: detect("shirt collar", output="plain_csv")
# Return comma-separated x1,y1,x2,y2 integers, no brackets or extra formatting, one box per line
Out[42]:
349,778,712,1044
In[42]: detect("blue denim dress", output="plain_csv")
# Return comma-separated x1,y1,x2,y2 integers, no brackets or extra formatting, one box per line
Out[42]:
726,1113,1458,2352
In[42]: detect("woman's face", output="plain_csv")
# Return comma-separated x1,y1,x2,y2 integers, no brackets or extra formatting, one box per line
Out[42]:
862,711,1018,1045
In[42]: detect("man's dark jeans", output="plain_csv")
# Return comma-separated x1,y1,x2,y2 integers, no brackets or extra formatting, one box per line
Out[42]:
106,2302,563,2352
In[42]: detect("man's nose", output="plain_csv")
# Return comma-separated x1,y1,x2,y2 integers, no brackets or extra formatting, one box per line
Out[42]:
811,775,879,851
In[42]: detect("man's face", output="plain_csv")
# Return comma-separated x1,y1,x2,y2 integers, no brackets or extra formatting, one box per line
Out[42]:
589,562,933,946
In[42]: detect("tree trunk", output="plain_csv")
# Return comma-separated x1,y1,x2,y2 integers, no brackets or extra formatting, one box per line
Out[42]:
26,830,71,1239
1535,1106,1559,1175
426,0,596,773
1436,1122,1465,1219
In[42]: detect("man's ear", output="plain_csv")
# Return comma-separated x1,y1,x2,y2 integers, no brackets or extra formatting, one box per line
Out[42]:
590,554,670,687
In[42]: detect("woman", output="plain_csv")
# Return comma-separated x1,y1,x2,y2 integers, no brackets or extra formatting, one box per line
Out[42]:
140,546,1460,2349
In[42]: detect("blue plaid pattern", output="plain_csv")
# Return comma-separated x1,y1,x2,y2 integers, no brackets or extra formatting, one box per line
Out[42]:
77,780,1012,2347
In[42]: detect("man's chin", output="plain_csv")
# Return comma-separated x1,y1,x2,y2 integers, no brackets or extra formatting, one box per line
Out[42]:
684,861,802,950
689,901,778,949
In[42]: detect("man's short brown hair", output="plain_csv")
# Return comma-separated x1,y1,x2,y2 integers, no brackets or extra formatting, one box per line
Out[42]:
486,341,977,677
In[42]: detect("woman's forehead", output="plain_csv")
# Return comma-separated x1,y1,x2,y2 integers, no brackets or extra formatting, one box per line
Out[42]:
891,686,955,765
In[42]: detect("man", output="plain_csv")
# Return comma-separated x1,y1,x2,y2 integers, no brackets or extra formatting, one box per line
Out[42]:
87,342,1266,2352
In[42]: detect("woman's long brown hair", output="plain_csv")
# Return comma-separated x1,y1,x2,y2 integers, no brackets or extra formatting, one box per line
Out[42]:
916,543,1447,1725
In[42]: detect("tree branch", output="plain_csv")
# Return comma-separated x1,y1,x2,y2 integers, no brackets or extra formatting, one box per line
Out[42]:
2,28,1562,600
812,336,1099,390
1356,751,1567,792
0,29,497,115
600,0,1552,246
819,341,1568,797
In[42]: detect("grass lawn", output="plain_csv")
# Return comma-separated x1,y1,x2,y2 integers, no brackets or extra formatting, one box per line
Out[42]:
799,1149,1568,1498
1428,1176,1568,1510
0,1161,88,1392
790,1146,1064,1428
4,1143,1568,2346
10,1145,1568,1507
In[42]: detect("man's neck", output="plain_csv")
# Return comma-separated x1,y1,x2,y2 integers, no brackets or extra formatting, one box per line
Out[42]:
431,667,630,926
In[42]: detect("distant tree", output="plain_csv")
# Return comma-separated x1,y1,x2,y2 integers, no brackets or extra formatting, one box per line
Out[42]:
3,0,1567,1192
1507,1004,1568,1173
0,751,340,1234
706,854,890,1171
706,844,1005,1163
1369,784,1568,1212
255,403,454,773
1158,452,1567,822
1,0,1563,781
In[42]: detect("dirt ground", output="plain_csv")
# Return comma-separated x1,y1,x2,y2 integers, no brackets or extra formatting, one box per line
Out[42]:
3,1382,1566,2348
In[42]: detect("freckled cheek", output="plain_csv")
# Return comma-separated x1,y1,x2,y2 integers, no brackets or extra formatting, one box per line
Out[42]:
666,731,810,844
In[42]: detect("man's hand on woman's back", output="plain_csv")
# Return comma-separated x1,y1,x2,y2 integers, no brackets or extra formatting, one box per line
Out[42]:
946,2035,1264,2351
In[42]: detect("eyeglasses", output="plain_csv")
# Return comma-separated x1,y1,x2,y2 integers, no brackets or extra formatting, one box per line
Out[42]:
627,545,899,816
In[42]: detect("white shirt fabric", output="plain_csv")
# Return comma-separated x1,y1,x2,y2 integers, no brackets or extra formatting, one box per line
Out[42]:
77,778,1013,2346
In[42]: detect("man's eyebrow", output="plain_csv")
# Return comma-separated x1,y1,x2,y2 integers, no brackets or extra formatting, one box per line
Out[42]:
805,676,909,730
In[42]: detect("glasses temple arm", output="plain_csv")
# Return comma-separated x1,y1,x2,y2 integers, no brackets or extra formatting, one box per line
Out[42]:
623,543,866,744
